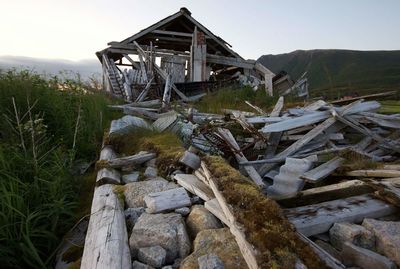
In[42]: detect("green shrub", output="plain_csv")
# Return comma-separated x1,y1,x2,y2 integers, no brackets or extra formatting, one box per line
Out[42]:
0,70,117,268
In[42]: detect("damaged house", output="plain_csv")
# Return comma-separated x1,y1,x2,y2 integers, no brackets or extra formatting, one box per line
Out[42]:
96,7,275,103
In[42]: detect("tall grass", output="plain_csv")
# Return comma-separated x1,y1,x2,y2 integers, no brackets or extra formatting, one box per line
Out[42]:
0,70,116,268
195,85,278,114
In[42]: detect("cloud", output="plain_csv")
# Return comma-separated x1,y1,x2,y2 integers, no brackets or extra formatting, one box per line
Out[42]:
0,55,102,80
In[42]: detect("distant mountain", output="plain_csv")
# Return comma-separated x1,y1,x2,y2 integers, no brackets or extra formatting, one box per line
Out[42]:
0,55,101,81
258,50,400,97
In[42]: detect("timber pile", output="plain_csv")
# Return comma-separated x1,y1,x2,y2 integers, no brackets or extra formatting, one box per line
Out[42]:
79,94,400,269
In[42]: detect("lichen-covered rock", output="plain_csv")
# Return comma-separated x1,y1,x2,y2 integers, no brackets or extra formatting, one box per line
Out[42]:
129,213,190,263
198,254,225,269
329,222,375,250
186,205,222,238
362,218,400,266
138,245,166,268
180,228,246,269
124,178,178,208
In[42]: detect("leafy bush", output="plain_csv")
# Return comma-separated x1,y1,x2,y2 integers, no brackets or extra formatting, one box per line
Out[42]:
0,70,116,268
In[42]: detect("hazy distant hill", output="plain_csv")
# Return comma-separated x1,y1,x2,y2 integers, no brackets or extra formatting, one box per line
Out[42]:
258,50,400,97
0,55,101,80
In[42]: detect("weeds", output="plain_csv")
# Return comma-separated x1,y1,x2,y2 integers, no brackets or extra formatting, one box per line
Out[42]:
0,70,116,268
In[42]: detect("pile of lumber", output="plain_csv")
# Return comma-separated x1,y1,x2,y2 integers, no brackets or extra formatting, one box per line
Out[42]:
80,94,400,269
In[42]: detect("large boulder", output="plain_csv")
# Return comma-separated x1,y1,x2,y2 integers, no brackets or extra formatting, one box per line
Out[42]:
180,228,246,269
129,213,191,264
329,222,375,250
362,218,400,266
124,178,178,208
186,205,222,238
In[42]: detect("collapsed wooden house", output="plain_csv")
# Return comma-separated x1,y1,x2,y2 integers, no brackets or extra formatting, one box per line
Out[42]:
96,7,275,103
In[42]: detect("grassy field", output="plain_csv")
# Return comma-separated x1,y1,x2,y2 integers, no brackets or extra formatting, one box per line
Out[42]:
0,70,118,268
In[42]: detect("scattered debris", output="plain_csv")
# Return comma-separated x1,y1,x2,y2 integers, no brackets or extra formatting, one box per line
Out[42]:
80,7,400,269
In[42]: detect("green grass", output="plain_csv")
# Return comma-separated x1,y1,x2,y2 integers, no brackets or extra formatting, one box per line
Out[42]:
0,69,117,268
194,85,279,114
379,100,400,113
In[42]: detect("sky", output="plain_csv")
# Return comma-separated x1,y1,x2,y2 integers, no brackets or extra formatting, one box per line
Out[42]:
0,0,399,62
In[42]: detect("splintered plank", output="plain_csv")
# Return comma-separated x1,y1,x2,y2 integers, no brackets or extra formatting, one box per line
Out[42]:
284,194,397,236
216,128,265,187
264,96,284,158
278,180,373,207
301,157,345,183
144,187,191,213
204,198,229,226
202,164,260,269
107,152,156,168
259,117,337,175
174,174,215,201
346,169,400,178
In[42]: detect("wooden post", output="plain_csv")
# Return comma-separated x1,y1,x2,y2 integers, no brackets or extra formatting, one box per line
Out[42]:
81,184,131,269
162,74,172,109
190,26,207,82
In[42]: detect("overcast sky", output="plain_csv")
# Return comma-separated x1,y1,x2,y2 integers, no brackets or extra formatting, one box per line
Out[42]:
1,0,399,62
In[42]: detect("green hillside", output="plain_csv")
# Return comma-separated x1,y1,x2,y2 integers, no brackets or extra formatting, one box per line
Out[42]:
258,49,400,98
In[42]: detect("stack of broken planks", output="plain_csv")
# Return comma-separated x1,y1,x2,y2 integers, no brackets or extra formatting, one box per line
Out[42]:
82,93,400,268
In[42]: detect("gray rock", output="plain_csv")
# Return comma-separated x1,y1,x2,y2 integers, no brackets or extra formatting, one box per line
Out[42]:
125,207,145,229
129,213,191,263
122,172,140,183
198,254,225,269
179,151,201,170
138,245,167,268
175,207,190,216
329,222,375,250
144,166,158,178
132,260,154,269
362,218,400,266
341,242,397,269
162,266,173,269
186,205,222,237
124,178,178,208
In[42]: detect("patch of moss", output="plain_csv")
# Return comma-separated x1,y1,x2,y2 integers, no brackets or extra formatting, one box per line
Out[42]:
113,185,126,204
95,159,110,170
203,156,326,269
110,128,185,177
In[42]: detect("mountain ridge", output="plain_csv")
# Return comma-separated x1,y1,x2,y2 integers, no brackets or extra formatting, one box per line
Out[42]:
258,49,400,97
